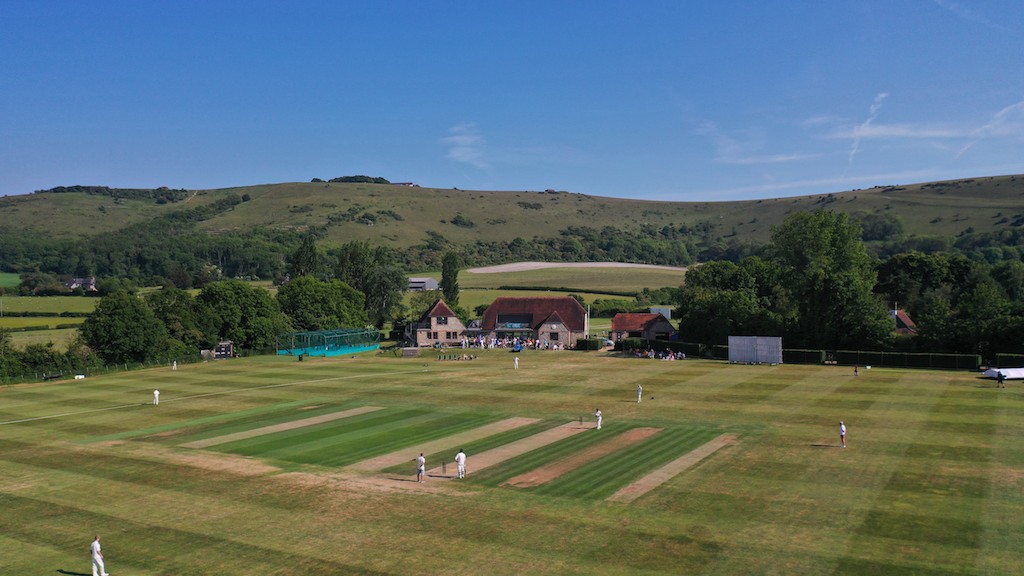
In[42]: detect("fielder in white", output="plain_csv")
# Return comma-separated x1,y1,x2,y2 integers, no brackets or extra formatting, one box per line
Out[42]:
637,384,643,403
594,408,602,430
416,453,426,482
513,356,519,370
90,535,109,576
153,389,160,405
455,449,467,479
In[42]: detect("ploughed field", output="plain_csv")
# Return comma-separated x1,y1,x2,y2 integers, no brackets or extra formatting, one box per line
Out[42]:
1,349,1021,575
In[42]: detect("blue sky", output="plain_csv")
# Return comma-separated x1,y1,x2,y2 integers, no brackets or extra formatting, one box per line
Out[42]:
2,1,1023,201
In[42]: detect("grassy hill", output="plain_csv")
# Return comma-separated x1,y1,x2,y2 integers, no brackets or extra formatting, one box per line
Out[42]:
3,175,1024,248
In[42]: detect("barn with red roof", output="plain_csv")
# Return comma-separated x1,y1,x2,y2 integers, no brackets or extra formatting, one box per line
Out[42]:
610,312,676,343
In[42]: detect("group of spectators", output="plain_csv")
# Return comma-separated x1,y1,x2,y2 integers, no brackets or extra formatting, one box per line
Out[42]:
631,349,686,360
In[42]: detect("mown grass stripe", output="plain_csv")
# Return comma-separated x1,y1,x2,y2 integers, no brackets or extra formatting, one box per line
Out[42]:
381,418,560,474
215,408,430,456
471,423,627,486
608,433,737,503
349,416,539,472
84,398,332,443
182,406,385,448
531,427,721,499
309,412,501,467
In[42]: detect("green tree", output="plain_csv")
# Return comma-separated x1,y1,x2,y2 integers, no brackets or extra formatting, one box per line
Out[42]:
80,291,169,364
675,261,774,346
20,342,63,374
875,251,954,314
288,235,320,279
331,241,407,328
441,251,462,307
770,211,892,349
194,280,287,351
146,285,204,349
277,275,368,331
990,260,1024,303
0,329,25,379
409,290,445,321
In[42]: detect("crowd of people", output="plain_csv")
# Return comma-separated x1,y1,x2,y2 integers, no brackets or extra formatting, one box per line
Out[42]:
631,348,685,360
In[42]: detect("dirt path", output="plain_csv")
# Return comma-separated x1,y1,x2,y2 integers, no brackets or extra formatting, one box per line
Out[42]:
606,433,737,503
181,406,384,449
503,427,662,488
346,417,540,472
427,420,593,478
466,261,687,273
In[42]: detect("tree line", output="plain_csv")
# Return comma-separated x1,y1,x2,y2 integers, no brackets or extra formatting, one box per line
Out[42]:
675,210,1024,360
0,239,412,381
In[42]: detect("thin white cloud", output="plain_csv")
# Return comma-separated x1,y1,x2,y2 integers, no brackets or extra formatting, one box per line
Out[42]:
695,120,817,165
441,122,488,168
932,0,1008,32
712,170,931,197
829,123,963,139
957,100,1024,157
846,92,888,173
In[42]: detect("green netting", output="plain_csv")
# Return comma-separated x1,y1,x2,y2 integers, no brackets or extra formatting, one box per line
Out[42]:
276,328,381,357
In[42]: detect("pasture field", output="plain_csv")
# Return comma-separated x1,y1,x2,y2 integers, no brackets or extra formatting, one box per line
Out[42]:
1,350,1021,575
455,289,633,316
0,295,97,314
460,265,685,292
0,272,20,288
0,316,85,329
4,327,79,352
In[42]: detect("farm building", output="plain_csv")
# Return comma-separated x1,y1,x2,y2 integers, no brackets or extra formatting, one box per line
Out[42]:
407,277,439,291
408,299,467,347
891,309,917,335
479,296,588,348
610,312,676,343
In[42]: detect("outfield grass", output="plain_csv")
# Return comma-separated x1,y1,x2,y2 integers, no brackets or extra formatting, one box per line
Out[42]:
0,351,1021,575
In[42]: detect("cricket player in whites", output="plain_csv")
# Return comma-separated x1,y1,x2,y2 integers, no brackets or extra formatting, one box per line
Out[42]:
90,535,109,576
637,384,643,403
455,448,467,479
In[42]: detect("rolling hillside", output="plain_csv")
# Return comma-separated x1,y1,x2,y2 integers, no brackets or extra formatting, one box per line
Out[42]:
2,175,1023,249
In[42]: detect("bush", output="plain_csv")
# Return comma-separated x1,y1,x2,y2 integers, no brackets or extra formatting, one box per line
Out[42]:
576,338,604,351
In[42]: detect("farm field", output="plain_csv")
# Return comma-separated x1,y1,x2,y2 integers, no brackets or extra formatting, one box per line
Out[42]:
0,272,19,288
0,295,98,314
1,350,1021,575
446,265,685,292
4,327,79,352
1,295,95,352
0,317,85,329
455,289,633,316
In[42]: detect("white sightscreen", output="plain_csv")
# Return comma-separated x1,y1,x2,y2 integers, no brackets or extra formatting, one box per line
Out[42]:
728,336,783,364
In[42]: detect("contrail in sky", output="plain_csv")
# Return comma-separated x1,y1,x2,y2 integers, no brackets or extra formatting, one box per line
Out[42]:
846,92,889,175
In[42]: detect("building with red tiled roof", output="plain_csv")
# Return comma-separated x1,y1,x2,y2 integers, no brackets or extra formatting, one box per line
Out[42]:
408,299,467,347
890,309,917,335
610,312,676,343
479,296,588,348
